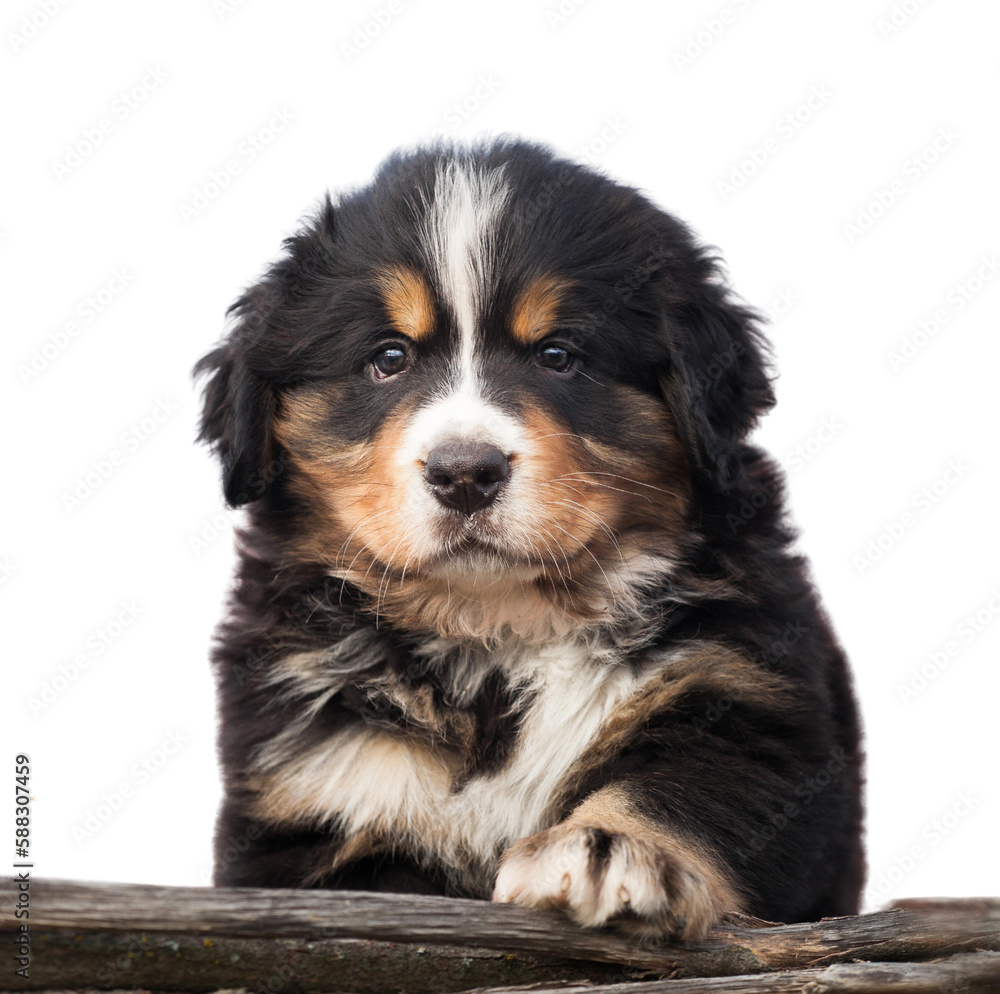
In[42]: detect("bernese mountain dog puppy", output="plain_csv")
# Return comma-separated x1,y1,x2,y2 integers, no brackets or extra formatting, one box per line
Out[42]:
196,139,864,940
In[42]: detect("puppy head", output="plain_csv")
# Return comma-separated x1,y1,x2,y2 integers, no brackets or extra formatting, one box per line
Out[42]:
196,141,773,639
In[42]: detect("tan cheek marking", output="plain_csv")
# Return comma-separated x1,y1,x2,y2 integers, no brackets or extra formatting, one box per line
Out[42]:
520,405,619,548
379,266,436,342
511,274,569,346
577,388,692,531
274,391,425,573
276,385,366,462
518,395,690,575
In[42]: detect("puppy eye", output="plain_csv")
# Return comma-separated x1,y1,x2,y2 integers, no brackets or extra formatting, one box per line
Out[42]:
535,344,575,374
371,345,411,379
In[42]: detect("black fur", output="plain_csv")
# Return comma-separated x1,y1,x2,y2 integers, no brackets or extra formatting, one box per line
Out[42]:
197,138,864,927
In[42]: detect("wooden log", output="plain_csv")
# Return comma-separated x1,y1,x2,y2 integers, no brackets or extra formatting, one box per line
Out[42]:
2,879,998,992
6,950,1000,992
463,951,1000,992
8,929,632,993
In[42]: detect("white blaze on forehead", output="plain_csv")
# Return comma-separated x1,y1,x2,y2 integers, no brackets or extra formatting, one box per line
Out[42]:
399,380,524,465
421,159,510,384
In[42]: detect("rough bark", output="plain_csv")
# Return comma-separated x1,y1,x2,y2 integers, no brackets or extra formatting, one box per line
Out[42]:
2,879,997,992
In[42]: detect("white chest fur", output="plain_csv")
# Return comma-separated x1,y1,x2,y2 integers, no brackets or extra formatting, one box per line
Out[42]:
254,638,657,871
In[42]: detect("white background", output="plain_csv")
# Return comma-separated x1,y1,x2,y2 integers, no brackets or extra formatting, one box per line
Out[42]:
3,0,998,912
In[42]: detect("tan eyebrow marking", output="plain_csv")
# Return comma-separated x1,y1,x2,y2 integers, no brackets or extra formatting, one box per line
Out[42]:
378,267,436,341
510,273,569,346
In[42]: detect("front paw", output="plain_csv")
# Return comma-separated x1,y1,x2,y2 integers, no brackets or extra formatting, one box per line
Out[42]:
492,822,728,940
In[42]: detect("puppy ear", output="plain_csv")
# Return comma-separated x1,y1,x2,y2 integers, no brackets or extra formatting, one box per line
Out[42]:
194,289,280,508
660,264,775,490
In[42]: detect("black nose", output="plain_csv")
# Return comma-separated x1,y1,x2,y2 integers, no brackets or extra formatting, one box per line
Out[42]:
423,441,510,515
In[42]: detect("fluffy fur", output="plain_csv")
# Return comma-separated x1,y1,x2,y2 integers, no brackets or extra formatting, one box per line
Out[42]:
196,139,864,939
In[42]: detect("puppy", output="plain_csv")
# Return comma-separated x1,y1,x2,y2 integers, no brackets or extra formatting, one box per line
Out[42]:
196,139,864,940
